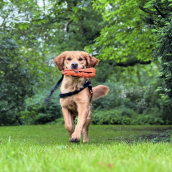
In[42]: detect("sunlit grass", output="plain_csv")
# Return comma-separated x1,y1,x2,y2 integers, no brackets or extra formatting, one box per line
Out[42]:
0,125,172,172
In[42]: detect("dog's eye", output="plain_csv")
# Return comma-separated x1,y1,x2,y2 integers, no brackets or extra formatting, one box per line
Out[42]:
67,58,71,61
79,58,83,61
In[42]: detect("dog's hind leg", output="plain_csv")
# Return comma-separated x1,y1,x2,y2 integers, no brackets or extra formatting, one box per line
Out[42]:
83,104,92,143
82,119,91,143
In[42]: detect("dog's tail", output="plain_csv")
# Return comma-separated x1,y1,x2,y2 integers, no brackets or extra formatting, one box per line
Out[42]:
92,85,109,101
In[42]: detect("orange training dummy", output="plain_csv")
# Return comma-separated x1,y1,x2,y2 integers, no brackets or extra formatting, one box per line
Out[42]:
63,68,96,78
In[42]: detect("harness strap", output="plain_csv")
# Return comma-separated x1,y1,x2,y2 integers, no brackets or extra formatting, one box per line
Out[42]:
60,80,92,98
44,75,64,104
45,75,93,104
87,78,93,102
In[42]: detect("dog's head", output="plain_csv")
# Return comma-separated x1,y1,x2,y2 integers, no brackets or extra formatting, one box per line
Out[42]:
54,51,99,71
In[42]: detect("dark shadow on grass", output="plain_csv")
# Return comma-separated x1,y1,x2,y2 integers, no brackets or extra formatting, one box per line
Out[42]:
88,125,172,144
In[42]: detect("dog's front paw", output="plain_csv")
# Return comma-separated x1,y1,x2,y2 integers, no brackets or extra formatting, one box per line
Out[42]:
83,138,89,143
69,133,81,143
69,138,80,143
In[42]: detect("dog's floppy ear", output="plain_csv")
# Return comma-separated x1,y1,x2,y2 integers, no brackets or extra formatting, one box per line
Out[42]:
83,53,99,68
54,53,66,71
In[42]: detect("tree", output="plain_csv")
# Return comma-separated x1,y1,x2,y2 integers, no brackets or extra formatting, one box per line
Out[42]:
0,36,36,125
8,0,103,52
0,0,105,125
86,0,156,64
141,0,172,98
2,0,104,87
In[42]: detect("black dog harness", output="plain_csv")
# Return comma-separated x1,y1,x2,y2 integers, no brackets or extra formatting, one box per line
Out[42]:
45,75,93,104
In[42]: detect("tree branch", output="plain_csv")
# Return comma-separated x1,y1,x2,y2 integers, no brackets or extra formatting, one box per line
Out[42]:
114,60,152,67
139,6,155,15
66,20,73,32
0,58,11,63
139,5,166,18
0,105,16,114
154,6,166,18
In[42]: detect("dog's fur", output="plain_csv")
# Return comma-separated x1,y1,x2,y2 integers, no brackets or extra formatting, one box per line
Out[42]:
54,51,109,142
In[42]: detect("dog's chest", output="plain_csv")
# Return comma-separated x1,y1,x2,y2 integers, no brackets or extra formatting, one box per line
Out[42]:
60,97,78,113
67,101,77,112
60,76,86,93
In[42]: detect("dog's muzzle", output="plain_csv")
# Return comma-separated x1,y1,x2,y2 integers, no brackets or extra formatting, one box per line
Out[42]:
71,62,78,69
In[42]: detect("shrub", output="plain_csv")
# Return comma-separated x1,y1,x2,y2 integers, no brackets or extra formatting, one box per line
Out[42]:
20,89,62,125
92,108,164,125
0,38,35,126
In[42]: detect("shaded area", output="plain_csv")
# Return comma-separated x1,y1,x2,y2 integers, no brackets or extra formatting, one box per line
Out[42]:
89,125,172,144
0,125,171,145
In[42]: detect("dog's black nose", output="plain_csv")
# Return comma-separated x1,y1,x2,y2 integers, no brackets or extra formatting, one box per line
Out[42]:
71,62,78,69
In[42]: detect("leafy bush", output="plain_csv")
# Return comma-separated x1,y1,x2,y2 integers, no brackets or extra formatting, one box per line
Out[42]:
92,108,164,125
91,108,135,125
0,38,35,126
56,118,64,125
20,89,62,125
92,74,172,125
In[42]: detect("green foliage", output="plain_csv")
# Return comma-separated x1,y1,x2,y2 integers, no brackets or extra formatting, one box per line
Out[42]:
20,90,62,125
92,108,136,125
0,0,102,124
92,64,172,124
92,108,164,125
56,118,65,125
140,0,172,98
1,0,172,126
0,0,104,125
0,37,35,126
86,0,156,62
9,0,103,53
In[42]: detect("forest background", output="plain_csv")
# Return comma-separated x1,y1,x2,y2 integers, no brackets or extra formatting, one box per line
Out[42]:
1,0,172,126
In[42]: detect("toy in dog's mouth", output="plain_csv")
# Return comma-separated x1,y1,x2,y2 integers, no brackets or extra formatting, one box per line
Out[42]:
63,68,96,78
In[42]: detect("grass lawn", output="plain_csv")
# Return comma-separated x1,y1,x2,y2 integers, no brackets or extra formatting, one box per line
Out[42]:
0,125,172,172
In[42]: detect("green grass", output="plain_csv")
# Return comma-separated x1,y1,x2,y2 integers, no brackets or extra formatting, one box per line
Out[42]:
0,125,172,172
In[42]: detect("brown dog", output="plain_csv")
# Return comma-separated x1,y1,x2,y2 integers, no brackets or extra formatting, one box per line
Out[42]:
54,51,109,143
